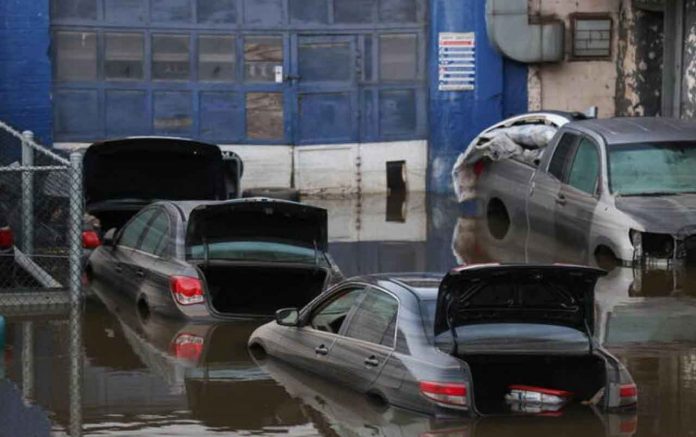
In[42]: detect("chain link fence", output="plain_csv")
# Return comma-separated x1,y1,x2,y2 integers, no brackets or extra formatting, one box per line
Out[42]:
0,122,83,308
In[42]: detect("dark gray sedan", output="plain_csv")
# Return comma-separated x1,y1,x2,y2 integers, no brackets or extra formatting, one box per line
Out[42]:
87,198,341,320
248,264,638,416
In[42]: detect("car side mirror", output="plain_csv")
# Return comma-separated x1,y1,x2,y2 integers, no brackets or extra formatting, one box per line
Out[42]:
102,228,117,247
275,308,299,327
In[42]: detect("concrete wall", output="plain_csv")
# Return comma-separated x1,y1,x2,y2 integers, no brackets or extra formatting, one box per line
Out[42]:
529,0,622,117
0,0,52,146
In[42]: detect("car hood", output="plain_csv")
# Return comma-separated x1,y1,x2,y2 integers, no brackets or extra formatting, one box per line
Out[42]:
434,264,605,337
83,137,226,207
186,199,328,252
615,194,696,237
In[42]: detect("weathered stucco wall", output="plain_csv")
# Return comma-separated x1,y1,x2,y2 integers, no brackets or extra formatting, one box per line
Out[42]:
531,0,622,117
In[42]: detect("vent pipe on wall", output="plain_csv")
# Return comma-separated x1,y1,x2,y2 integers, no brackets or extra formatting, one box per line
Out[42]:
486,0,565,63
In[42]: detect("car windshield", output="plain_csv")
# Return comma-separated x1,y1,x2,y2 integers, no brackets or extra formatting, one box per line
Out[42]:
188,241,323,264
609,142,696,196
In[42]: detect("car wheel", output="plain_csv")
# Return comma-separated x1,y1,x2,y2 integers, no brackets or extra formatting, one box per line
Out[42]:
242,187,301,201
595,246,619,271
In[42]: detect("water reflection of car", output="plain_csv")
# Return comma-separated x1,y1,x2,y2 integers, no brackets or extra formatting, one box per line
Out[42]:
458,115,696,269
255,355,638,437
87,198,341,320
248,265,637,416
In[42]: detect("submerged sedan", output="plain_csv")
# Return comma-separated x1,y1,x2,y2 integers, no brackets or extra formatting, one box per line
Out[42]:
86,198,341,320
248,264,638,416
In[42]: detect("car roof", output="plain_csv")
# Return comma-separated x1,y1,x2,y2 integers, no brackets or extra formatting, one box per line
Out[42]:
567,117,696,145
160,198,319,220
345,273,443,300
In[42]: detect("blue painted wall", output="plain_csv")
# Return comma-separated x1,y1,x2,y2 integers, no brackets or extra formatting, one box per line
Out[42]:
427,0,528,193
0,0,52,148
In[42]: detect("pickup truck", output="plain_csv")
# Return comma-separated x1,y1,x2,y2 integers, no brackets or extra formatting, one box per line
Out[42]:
454,113,696,270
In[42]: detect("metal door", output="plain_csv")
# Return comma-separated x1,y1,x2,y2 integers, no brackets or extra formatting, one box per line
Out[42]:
290,34,360,144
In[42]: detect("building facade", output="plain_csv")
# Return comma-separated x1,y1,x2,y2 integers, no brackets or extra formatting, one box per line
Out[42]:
4,0,692,194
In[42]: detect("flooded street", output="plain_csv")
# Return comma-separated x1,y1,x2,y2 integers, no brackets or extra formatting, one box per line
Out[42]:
2,193,696,436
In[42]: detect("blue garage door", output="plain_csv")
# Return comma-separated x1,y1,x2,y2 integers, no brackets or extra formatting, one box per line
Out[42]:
51,0,427,145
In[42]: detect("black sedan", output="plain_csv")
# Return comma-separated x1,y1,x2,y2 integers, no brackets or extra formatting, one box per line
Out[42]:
248,264,638,416
86,198,342,320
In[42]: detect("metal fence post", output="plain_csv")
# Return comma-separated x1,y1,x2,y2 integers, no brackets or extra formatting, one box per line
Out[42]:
21,321,34,401
68,152,83,306
69,303,83,437
21,130,34,255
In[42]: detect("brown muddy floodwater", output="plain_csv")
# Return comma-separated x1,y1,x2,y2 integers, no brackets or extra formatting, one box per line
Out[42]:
2,194,696,436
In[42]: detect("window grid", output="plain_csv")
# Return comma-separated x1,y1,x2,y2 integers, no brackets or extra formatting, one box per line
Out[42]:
570,13,613,60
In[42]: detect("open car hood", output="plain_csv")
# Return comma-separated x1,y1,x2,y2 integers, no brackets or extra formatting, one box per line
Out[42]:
83,137,226,207
434,264,605,337
186,199,328,252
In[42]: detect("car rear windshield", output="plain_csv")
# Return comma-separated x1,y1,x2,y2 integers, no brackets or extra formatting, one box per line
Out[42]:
188,241,324,264
609,142,696,196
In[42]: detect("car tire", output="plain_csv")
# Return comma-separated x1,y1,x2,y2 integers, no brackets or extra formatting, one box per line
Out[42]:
242,187,300,202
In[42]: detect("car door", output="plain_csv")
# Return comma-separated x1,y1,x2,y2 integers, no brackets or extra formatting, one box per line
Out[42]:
327,287,399,393
277,286,366,379
131,208,175,314
555,137,602,263
103,207,158,296
527,132,579,262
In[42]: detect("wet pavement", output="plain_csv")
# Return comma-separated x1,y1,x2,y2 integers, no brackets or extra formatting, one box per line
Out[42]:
2,193,696,436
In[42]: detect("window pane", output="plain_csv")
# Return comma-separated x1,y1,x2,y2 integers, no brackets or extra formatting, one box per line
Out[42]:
299,93,353,142
548,134,578,181
380,89,416,135
299,41,352,82
379,0,417,22
335,0,374,23
343,290,399,347
105,33,144,80
54,31,97,81
54,90,99,135
243,0,283,26
154,91,193,134
246,93,284,140
289,0,328,24
310,288,365,334
119,209,157,249
152,0,192,23
568,139,599,194
244,37,283,82
201,92,243,140
198,35,235,81
105,0,146,22
139,212,169,255
106,90,148,136
152,34,190,80
52,0,97,20
197,0,237,23
380,34,417,81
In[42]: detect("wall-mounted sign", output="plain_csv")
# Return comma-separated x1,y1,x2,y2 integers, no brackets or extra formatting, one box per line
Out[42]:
438,32,475,92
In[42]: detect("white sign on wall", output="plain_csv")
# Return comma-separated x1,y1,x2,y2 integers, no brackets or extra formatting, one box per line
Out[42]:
438,32,475,92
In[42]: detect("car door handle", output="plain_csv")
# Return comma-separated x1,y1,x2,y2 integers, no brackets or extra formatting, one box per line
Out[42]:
364,355,380,368
555,194,567,206
315,344,329,356
135,269,145,278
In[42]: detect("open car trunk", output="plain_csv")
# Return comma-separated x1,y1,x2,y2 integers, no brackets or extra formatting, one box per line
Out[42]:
198,262,328,317
463,353,606,414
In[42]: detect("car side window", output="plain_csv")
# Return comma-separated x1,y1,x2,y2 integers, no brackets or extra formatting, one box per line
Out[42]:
310,287,365,334
548,133,579,181
118,208,157,249
567,138,600,195
342,288,399,348
138,210,170,256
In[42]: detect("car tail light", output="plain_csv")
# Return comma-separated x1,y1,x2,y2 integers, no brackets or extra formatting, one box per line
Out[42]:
169,333,204,363
0,227,14,249
619,383,638,406
170,276,205,305
419,381,468,408
82,230,101,249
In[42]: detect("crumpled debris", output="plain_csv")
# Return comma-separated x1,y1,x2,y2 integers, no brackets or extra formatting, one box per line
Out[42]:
452,124,558,202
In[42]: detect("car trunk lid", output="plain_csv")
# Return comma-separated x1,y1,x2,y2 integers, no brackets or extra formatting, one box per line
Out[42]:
84,138,226,221
434,264,605,338
186,199,328,252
